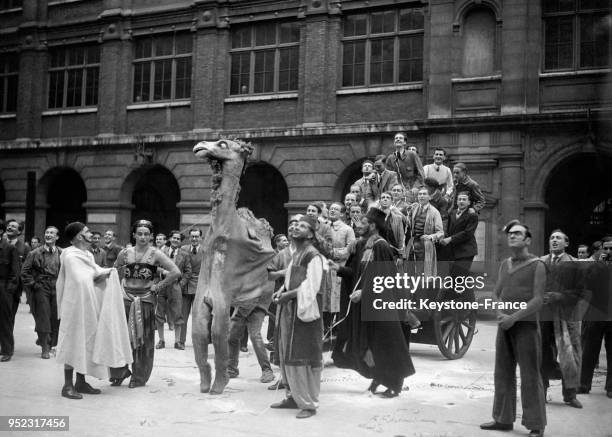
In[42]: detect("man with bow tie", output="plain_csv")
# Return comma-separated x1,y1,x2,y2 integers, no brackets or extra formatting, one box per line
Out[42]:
21,226,62,359
423,148,454,200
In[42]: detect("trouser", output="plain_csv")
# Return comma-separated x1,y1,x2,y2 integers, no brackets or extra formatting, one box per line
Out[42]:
155,285,184,329
0,288,15,355
580,321,612,392
32,287,59,347
450,256,474,278
228,307,271,374
112,299,156,385
539,320,577,400
492,321,546,430
179,294,195,344
266,302,277,342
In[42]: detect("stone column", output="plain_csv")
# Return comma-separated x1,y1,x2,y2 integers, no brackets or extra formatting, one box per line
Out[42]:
523,201,548,257
498,154,523,223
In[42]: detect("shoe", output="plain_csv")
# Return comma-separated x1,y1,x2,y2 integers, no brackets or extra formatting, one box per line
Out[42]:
268,380,286,390
564,398,582,408
368,380,380,394
270,397,299,409
109,368,131,386
41,350,50,359
174,342,185,350
61,385,83,400
240,346,248,353
296,409,316,419
528,430,544,437
380,388,399,398
260,370,275,383
227,369,239,379
607,391,612,399
128,379,145,388
576,386,589,394
75,381,101,395
155,340,165,349
480,421,513,431
1,354,12,362
264,342,274,352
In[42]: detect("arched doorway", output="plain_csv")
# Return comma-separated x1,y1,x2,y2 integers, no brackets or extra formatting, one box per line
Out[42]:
238,162,288,235
129,165,180,237
334,158,368,201
545,153,612,253
43,167,87,247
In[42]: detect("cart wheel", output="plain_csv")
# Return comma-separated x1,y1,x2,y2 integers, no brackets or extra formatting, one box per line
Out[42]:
433,308,476,359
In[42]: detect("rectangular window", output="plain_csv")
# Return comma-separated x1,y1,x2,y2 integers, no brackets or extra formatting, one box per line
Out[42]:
0,53,18,113
0,0,22,11
132,33,193,103
229,21,300,95
342,8,424,88
47,45,99,109
543,0,611,70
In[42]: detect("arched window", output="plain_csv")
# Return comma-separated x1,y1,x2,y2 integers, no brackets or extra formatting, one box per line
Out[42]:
461,7,498,77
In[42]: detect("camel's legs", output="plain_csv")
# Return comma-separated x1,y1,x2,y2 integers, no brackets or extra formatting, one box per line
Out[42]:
192,297,212,393
209,304,230,395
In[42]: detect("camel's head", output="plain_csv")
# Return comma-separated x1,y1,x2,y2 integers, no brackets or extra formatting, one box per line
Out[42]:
193,138,253,163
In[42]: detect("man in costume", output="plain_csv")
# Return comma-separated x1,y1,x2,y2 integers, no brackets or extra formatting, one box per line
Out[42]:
480,220,546,437
56,222,133,399
332,207,415,398
270,215,324,419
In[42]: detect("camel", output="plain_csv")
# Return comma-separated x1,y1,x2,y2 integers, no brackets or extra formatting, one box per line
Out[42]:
191,138,276,394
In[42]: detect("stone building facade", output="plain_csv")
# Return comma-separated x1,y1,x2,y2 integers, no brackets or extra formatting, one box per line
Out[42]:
0,0,611,273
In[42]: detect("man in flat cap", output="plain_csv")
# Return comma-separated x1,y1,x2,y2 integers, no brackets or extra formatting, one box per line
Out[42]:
271,215,325,419
55,222,132,399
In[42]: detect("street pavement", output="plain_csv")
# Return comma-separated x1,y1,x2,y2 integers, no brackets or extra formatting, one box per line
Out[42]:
1,302,610,437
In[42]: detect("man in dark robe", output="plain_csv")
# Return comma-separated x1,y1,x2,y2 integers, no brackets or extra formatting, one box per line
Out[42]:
331,207,415,398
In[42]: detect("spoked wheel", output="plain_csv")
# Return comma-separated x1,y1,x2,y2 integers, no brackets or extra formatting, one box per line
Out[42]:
433,308,477,359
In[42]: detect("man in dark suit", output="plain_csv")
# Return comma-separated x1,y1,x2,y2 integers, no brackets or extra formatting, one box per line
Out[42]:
365,155,399,204
178,228,204,349
438,191,478,278
0,220,20,362
5,219,30,323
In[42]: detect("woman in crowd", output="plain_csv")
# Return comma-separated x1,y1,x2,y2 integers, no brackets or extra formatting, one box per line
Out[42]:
109,220,180,388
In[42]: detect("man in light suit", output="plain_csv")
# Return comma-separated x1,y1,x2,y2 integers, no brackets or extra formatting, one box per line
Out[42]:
179,228,203,349
438,191,478,278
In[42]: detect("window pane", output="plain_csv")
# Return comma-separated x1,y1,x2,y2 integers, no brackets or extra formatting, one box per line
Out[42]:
133,62,150,102
544,16,574,69
86,46,100,64
66,69,83,107
342,41,365,86
135,38,152,59
6,75,17,111
370,38,394,84
255,23,276,46
230,52,250,94
68,47,85,66
253,50,274,93
344,14,367,37
175,33,193,54
232,26,251,48
371,12,395,34
48,70,64,108
155,36,173,56
153,59,172,100
544,0,577,13
6,54,19,72
580,13,610,67
175,57,192,99
399,34,423,82
579,0,609,10
85,67,99,106
399,8,424,31
50,49,65,68
279,46,298,91
280,22,300,43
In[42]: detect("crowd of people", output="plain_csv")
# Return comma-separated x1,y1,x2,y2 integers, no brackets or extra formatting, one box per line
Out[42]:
0,131,609,433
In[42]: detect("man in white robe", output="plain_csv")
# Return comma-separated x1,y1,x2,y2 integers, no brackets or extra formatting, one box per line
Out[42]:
56,222,132,399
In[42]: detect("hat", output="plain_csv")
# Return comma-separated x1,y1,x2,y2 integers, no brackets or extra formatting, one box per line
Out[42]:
503,219,532,239
299,215,318,233
64,222,85,242
423,177,441,190
366,207,386,230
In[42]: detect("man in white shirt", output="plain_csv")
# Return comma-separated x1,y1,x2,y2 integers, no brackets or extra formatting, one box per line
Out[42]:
423,148,454,199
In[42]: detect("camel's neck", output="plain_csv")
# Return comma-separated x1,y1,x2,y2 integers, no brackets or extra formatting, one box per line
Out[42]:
210,159,244,227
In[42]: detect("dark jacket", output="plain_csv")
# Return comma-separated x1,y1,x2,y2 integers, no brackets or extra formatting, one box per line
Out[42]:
21,246,62,295
0,240,19,296
446,208,478,259
453,176,486,212
182,244,203,295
